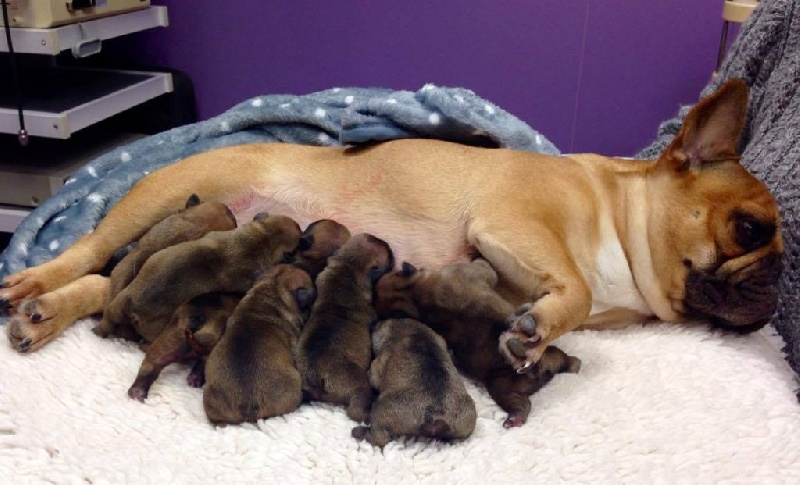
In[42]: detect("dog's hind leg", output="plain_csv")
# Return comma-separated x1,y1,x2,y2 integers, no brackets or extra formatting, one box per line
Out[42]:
6,274,109,353
0,147,264,309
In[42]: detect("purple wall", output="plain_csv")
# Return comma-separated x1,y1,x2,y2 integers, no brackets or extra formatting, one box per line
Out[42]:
122,0,731,156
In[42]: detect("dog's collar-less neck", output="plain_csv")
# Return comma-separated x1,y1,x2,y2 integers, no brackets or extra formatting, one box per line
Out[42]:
618,176,681,321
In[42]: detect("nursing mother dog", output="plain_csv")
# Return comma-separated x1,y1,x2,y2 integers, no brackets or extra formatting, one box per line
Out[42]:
1,79,784,372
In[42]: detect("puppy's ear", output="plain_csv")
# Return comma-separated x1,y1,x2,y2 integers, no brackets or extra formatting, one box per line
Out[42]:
401,261,418,277
298,235,314,252
295,287,316,310
185,193,201,208
658,78,748,172
253,212,269,221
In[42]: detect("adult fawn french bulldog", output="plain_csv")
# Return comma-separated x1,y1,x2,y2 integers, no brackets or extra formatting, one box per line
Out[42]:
1,80,783,372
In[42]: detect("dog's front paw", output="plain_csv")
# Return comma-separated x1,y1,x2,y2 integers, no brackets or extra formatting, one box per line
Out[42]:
500,303,547,373
6,298,62,353
0,267,57,313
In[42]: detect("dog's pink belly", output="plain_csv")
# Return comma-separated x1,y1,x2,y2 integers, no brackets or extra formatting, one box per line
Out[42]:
223,191,472,268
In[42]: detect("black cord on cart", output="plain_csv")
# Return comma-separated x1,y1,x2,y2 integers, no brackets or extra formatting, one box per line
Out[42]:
1,0,29,146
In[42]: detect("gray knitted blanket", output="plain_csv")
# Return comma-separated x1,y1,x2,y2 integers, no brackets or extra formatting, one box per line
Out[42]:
637,0,800,383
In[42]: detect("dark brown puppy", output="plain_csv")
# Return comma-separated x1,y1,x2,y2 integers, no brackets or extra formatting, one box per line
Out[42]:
203,264,315,424
352,318,477,447
95,194,236,340
98,214,303,342
292,220,351,279
126,292,241,402
374,259,581,428
296,234,394,423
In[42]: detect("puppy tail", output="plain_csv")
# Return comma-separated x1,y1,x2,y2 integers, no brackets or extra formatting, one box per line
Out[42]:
239,400,260,421
421,418,452,439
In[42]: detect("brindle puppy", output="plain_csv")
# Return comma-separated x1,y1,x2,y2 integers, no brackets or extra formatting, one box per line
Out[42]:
292,220,351,279
296,234,395,423
126,292,241,402
374,259,581,428
94,194,237,340
203,264,315,424
352,318,477,447
107,194,237,301
98,214,303,342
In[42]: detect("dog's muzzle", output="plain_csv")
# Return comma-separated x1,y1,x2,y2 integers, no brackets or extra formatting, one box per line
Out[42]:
684,252,783,333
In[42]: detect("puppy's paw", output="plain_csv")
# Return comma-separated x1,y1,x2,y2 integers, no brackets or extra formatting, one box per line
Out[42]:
503,413,527,429
346,402,370,424
91,320,114,338
128,386,148,402
351,426,370,441
500,304,547,373
187,369,205,388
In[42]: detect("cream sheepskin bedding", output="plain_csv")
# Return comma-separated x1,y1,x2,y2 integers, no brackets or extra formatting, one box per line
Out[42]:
1,318,798,483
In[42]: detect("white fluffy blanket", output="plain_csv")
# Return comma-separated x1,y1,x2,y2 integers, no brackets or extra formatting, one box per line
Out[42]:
2,318,799,483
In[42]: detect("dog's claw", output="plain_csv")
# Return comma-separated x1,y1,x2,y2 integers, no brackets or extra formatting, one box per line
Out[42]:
516,360,534,374
19,338,32,353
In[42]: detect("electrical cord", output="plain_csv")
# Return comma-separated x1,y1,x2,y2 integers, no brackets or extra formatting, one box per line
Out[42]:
1,0,29,146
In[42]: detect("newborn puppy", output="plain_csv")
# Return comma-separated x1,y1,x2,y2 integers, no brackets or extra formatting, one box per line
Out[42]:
292,220,351,279
99,213,303,342
374,259,581,428
127,292,240,402
203,264,315,424
95,194,236,340
352,318,477,447
296,234,394,423
108,194,237,301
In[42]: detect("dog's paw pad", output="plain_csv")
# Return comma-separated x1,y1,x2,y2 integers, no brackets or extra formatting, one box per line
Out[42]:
505,303,533,326
19,299,54,325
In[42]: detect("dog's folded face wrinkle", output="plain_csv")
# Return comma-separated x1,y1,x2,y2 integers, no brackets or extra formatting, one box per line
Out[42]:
684,251,782,333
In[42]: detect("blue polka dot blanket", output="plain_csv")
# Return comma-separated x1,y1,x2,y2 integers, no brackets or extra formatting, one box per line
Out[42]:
0,84,559,279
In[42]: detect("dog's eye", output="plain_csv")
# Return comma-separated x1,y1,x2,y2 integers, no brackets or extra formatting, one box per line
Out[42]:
735,215,775,251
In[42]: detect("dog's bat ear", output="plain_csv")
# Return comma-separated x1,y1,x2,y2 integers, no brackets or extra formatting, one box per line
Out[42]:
295,287,316,310
253,212,269,221
298,235,314,251
659,79,748,172
401,261,418,277
185,194,201,208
